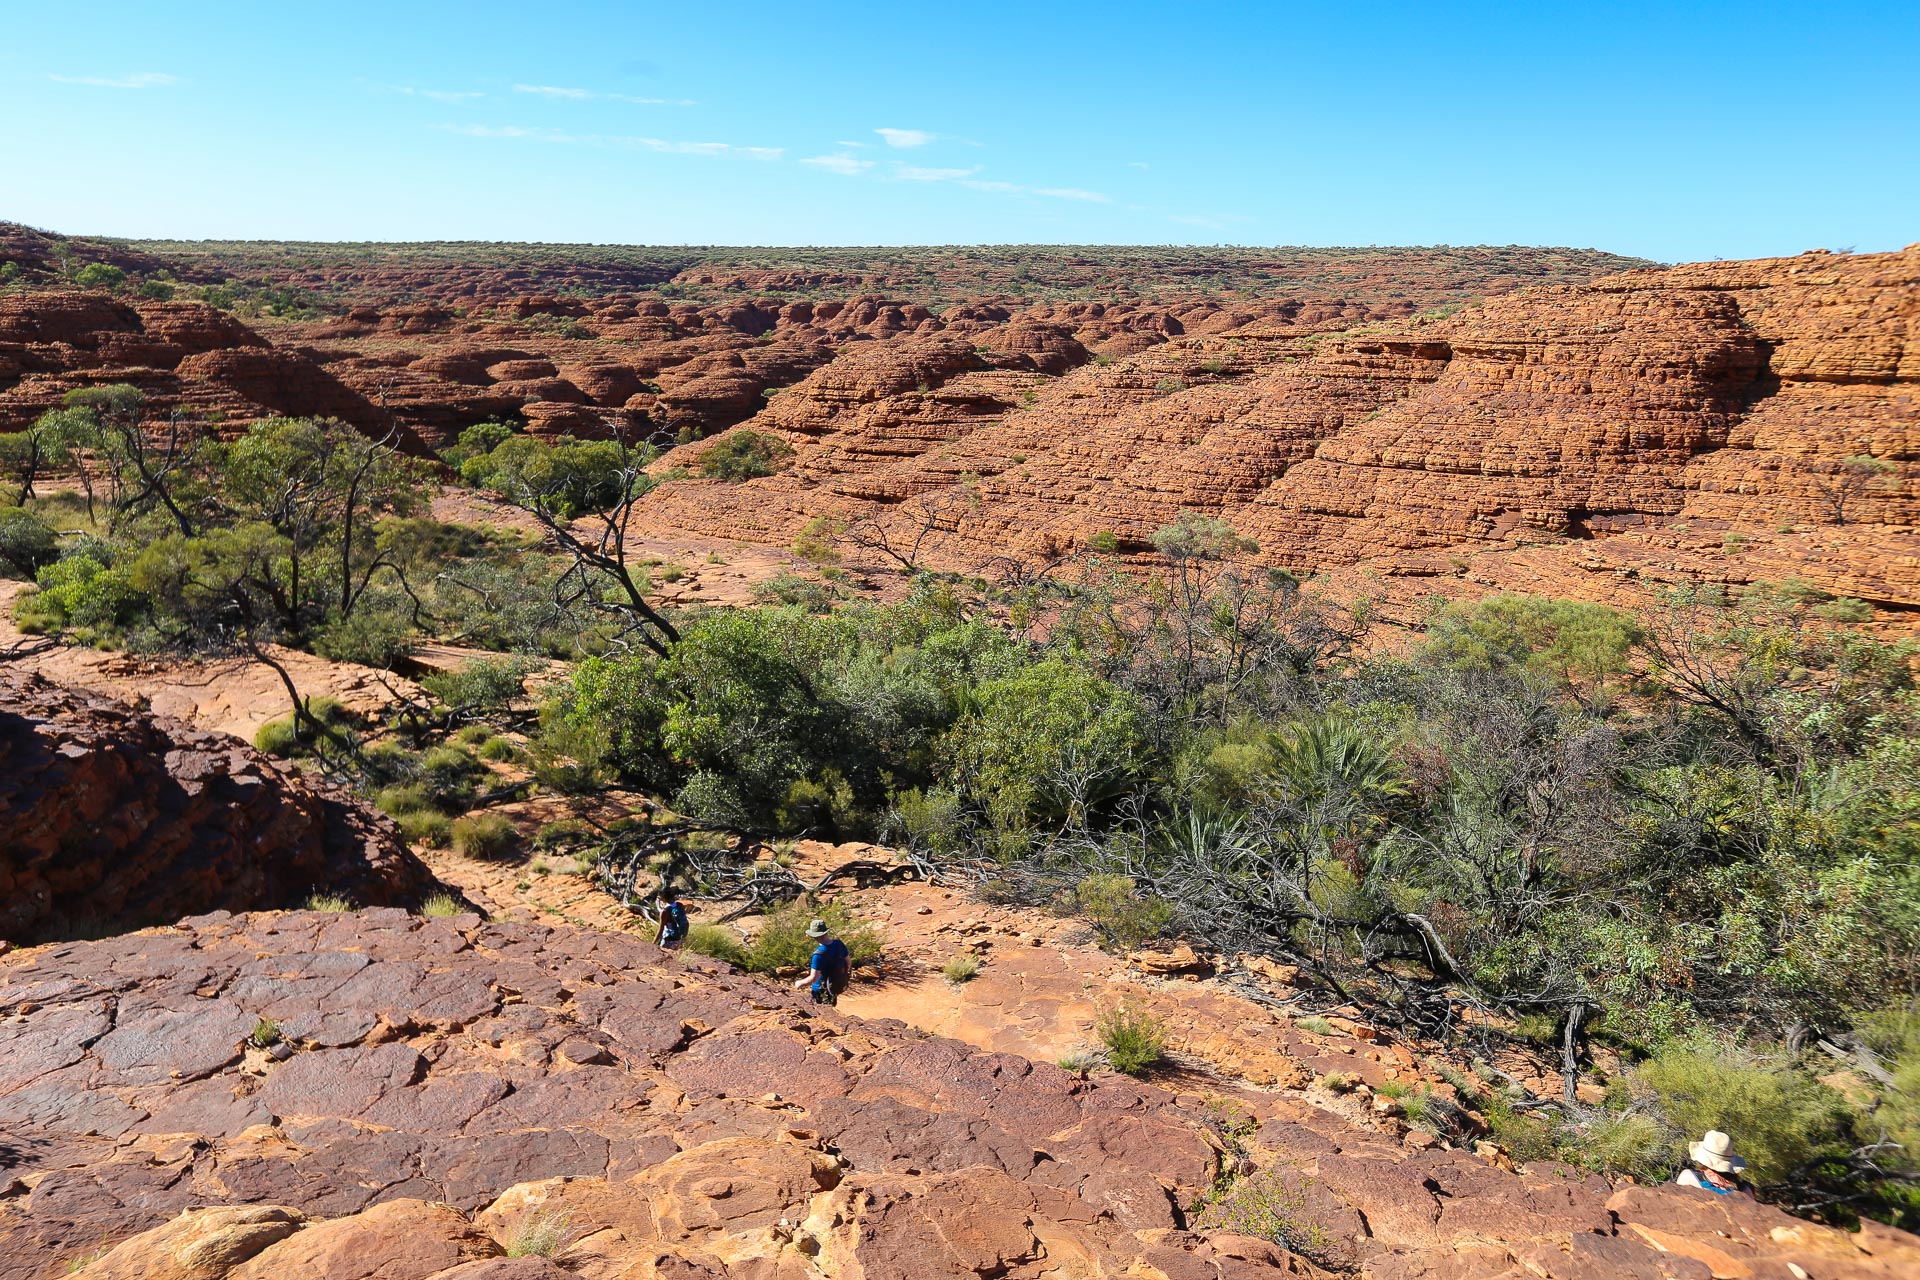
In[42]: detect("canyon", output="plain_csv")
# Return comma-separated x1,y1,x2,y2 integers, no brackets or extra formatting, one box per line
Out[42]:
3,228,1912,624
3,228,1919,1278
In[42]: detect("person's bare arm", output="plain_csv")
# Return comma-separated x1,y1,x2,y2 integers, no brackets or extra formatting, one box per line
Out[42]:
794,968,819,990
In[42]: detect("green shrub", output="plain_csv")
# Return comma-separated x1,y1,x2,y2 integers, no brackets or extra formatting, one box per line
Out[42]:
360,739,420,784
1481,1092,1565,1164
696,430,791,481
1097,999,1166,1076
955,660,1145,830
1630,1037,1853,1186
423,656,536,716
305,893,351,912
464,434,637,516
442,420,518,467
1192,1172,1334,1262
311,608,413,667
685,923,750,967
477,735,520,762
1513,1013,1561,1046
376,783,437,817
253,697,352,758
74,262,127,290
1575,1107,1669,1179
455,723,493,745
530,713,611,793
533,818,593,850
751,572,837,612
1055,1049,1098,1074
1423,593,1639,699
452,813,521,859
887,786,966,856
419,743,485,806
1294,1015,1337,1036
399,810,454,848
420,892,464,918
249,1017,282,1048
1814,597,1875,623
16,554,140,639
942,954,981,984
0,506,58,578
503,1210,573,1259
742,898,883,974
1072,874,1173,951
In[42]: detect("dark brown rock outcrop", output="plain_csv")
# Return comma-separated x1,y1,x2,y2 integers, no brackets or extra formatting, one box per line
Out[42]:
0,672,435,944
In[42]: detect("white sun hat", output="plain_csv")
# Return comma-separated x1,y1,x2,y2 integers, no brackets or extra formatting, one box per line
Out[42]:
1690,1130,1748,1174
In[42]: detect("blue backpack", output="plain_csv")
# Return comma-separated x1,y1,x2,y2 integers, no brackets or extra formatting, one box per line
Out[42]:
662,901,689,940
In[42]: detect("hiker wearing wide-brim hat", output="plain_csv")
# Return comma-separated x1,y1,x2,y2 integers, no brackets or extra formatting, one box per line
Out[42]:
794,918,852,1005
1675,1130,1754,1197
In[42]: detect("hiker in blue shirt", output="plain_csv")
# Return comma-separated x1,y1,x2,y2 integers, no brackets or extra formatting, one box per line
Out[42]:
792,918,851,1005
654,891,690,950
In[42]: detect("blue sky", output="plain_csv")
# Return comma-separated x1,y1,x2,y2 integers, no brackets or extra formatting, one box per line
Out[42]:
2,1,1914,262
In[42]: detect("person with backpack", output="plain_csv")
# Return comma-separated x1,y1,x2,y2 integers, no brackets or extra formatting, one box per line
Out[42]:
793,918,851,1005
654,891,691,950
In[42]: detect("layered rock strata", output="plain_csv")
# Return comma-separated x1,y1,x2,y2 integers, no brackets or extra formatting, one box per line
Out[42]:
632,246,1919,612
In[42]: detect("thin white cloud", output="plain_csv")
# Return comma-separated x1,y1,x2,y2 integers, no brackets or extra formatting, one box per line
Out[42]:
515,83,594,99
936,171,1114,203
833,140,873,149
439,123,776,159
48,71,180,89
802,153,876,175
513,83,694,105
876,127,936,148
897,164,980,182
1126,160,1150,170
397,86,484,103
441,123,573,140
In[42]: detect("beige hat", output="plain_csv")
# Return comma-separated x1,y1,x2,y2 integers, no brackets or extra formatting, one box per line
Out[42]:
806,918,830,938
1690,1130,1747,1174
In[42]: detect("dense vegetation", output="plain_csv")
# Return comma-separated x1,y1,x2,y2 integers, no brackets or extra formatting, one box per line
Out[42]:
538,518,1919,1224
3,394,1913,1225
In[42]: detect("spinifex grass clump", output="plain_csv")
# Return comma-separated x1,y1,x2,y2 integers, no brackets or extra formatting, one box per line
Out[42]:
1097,999,1166,1076
452,813,520,860
942,953,981,984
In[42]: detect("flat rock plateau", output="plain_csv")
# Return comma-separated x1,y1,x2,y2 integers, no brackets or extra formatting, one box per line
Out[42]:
6,904,1919,1279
